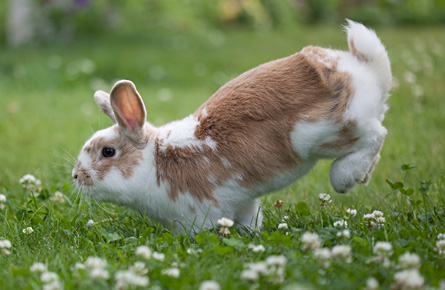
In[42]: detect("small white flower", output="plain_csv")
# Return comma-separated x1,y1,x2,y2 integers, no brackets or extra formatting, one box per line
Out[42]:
130,261,148,275
332,245,352,263
115,270,149,288
136,246,152,259
90,268,109,280
266,255,287,268
0,194,6,203
22,227,34,234
318,193,332,203
346,208,357,217
30,262,47,273
162,267,180,278
333,220,348,227
248,244,265,253
247,262,269,275
73,263,85,271
398,252,421,270
186,248,202,255
199,280,221,290
19,174,42,191
52,191,64,203
437,233,445,240
363,213,375,220
152,252,165,261
313,248,332,268
0,240,12,249
240,269,259,281
376,216,386,224
219,227,231,235
2,249,11,256
86,219,95,227
373,241,393,257
336,229,351,239
393,269,424,289
301,232,321,251
282,215,289,220
365,277,379,290
372,210,384,217
41,272,59,284
43,281,63,290
217,217,234,228
278,223,288,230
85,256,107,270
436,240,445,257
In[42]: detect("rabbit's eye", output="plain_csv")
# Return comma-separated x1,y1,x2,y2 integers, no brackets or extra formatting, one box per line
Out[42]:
102,147,116,158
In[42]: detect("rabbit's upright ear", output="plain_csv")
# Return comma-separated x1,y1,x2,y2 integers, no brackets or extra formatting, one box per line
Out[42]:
110,80,147,140
94,90,117,123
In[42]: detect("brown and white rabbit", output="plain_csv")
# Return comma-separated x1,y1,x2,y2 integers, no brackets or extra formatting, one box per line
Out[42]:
73,20,391,234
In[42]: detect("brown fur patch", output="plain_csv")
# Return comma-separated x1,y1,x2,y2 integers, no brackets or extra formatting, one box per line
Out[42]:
348,37,369,62
74,162,94,186
87,128,144,181
154,49,357,202
321,120,359,149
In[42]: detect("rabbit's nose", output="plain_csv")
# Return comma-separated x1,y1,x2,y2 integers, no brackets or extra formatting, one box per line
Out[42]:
73,174,78,180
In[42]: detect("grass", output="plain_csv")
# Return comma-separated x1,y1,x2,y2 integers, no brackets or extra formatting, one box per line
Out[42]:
0,23,445,289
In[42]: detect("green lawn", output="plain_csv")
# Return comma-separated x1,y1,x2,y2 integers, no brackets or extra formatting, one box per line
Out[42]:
0,24,444,289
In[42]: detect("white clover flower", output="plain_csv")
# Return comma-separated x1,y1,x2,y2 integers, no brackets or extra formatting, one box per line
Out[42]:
247,262,269,275
52,191,64,203
248,244,265,252
372,210,384,217
136,246,152,259
199,280,221,290
265,255,287,268
162,267,180,278
373,241,393,257
436,240,445,257
336,229,351,239
363,213,375,220
0,194,6,203
186,248,202,255
23,227,34,234
437,233,445,240
393,269,424,289
301,232,321,251
240,269,259,281
0,239,12,249
42,281,63,290
152,252,165,261
219,227,231,235
73,263,85,271
30,262,47,273
90,268,110,280
346,208,357,217
376,217,386,224
398,252,421,270
115,270,149,288
20,174,42,190
217,217,234,228
282,215,289,220
41,272,59,284
130,261,148,275
85,256,107,270
318,193,332,203
333,220,348,227
278,223,288,230
86,219,95,227
365,277,379,290
313,248,332,268
332,245,352,263
2,249,11,256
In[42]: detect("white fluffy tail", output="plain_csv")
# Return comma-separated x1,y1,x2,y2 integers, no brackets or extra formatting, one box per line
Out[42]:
345,20,392,94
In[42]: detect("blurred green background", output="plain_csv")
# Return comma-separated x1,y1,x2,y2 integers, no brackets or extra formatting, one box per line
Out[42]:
0,0,444,204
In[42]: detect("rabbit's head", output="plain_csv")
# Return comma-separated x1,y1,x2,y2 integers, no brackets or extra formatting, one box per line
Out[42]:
73,80,154,205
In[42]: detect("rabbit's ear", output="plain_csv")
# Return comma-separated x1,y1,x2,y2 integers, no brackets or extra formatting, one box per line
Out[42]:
110,80,147,140
94,90,117,123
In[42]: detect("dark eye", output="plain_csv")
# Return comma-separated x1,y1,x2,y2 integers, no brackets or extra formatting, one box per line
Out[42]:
102,147,116,158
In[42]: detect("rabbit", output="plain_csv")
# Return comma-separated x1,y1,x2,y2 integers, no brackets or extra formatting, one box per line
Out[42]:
73,20,391,235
